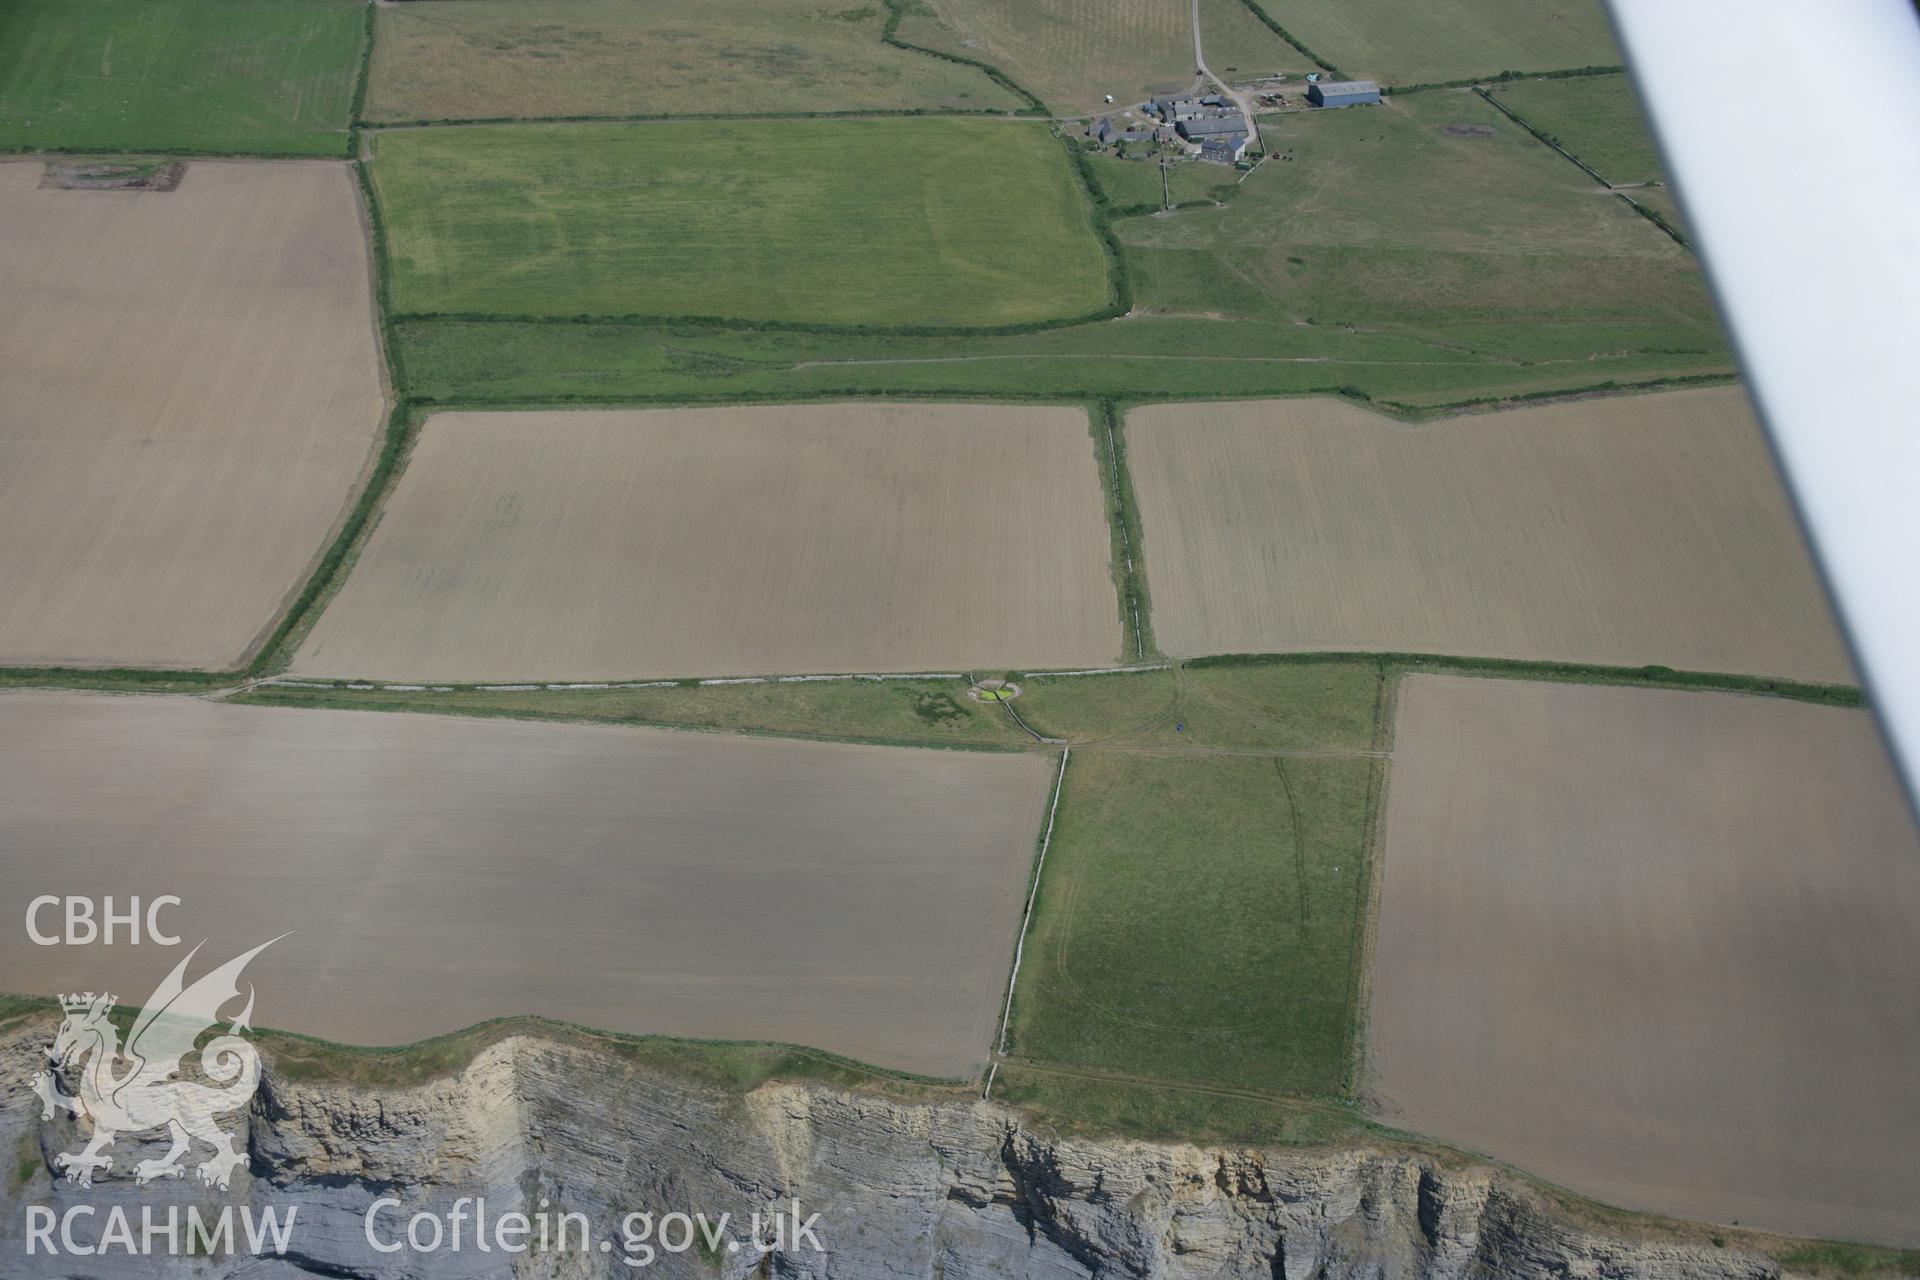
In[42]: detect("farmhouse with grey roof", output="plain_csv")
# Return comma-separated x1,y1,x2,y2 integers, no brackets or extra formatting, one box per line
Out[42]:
1199,136,1248,165
1177,112,1248,140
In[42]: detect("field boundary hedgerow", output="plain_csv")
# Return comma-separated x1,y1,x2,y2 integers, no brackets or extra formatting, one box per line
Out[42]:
245,153,416,676
1616,191,1690,249
1373,370,1735,417
1229,0,1345,78
1469,79,1689,251
345,0,376,157
0,143,340,162
880,0,1051,116
358,106,1025,131
1471,85,1610,183
1090,402,1155,661
1185,650,1865,708
1385,64,1623,95
984,744,1071,1099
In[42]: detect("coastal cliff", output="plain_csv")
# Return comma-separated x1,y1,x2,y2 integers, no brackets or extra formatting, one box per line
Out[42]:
0,1025,1870,1279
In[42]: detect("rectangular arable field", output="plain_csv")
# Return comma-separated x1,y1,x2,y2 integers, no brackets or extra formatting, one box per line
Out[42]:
0,692,1056,1078
0,0,367,155
1368,675,1920,1245
0,160,385,669
1128,388,1851,682
364,0,1023,123
368,119,1113,326
294,404,1121,681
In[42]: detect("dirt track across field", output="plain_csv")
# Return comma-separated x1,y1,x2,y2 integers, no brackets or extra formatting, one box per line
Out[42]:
292,404,1121,681
1127,388,1853,682
1368,675,1920,1245
0,160,384,670
0,692,1054,1077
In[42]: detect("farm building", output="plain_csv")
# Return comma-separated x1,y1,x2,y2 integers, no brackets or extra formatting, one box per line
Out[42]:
1307,79,1381,108
1199,136,1248,165
1177,112,1248,140
1093,118,1154,145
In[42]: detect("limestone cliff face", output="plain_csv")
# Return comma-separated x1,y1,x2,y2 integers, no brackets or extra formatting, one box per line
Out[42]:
0,1029,1828,1278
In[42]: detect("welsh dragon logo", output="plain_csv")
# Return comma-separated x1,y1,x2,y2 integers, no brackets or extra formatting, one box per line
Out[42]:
31,937,282,1190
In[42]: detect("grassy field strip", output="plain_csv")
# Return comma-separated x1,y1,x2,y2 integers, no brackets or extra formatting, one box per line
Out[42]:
985,746,1072,1099
259,672,981,693
787,353,1500,367
393,313,1733,408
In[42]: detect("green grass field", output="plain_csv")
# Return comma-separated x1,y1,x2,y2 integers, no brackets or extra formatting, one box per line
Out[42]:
387,91,1731,405
394,313,1731,409
1117,90,1721,356
1247,0,1620,84
1008,732,1380,1098
1489,73,1664,185
0,0,367,155
364,0,1023,123
370,118,1114,326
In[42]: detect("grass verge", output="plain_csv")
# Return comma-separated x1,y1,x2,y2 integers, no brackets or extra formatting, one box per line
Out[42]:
232,677,1033,752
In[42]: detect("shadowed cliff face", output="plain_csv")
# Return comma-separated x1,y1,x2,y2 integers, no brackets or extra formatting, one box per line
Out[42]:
0,1028,1806,1279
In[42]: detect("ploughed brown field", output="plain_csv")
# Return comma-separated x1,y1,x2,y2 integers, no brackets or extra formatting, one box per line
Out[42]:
0,160,385,669
292,404,1121,681
0,692,1055,1077
1127,387,1852,682
1368,675,1920,1245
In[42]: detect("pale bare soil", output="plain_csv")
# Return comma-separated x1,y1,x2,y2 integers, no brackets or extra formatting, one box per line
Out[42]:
0,161,384,669
0,691,1055,1077
1369,675,1920,1245
293,404,1121,681
1128,387,1852,681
